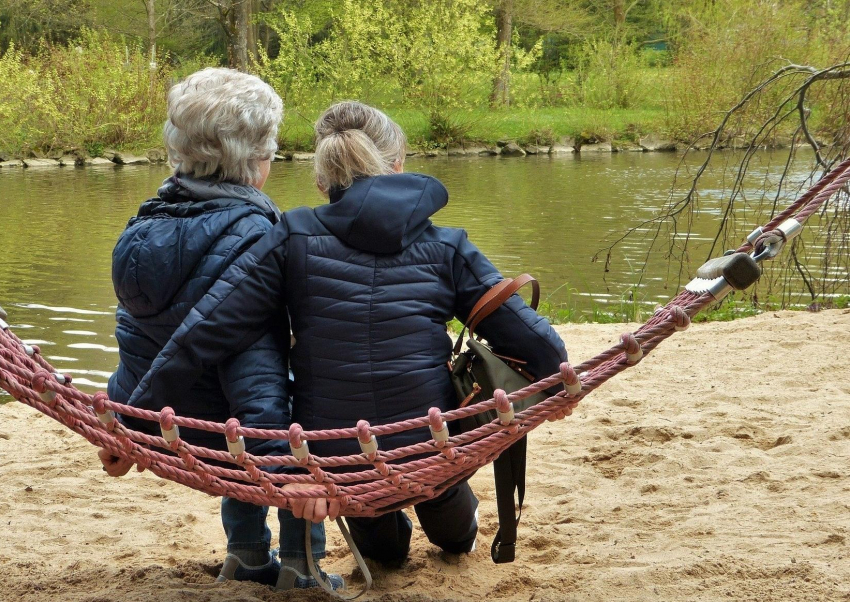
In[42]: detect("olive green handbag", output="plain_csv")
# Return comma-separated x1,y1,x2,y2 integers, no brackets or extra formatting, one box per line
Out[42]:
449,274,548,563
450,274,548,432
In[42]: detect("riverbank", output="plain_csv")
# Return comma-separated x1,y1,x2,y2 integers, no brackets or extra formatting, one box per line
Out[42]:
0,130,809,169
2,309,848,601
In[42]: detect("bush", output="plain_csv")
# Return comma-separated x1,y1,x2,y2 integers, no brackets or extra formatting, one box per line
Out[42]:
664,0,850,141
0,30,172,155
569,39,655,110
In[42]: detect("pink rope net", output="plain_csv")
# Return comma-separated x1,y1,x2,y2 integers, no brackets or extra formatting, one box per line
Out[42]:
1,158,849,518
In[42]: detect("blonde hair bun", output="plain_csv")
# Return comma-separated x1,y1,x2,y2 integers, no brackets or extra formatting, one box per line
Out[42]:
314,101,406,191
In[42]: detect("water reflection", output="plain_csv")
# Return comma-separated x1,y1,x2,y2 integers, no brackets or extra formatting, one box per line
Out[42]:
0,152,828,392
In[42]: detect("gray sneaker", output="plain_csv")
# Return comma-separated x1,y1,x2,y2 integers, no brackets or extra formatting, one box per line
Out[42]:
276,566,345,591
217,551,280,586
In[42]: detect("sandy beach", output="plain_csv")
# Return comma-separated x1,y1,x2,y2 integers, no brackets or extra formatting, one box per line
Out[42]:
1,309,849,601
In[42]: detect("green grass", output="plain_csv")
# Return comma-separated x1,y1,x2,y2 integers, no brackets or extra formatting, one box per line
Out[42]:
449,293,850,331
275,106,668,152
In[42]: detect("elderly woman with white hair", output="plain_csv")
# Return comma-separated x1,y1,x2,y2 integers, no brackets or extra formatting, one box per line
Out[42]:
97,67,342,592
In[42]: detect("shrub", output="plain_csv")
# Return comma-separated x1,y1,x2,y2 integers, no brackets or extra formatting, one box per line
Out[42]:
0,30,172,155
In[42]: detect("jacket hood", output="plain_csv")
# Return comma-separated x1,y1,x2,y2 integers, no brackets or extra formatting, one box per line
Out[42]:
113,196,270,318
314,173,448,254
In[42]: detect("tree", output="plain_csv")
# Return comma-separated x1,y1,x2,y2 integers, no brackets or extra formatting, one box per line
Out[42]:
204,0,252,70
596,60,850,309
142,0,157,65
489,0,595,106
0,0,93,52
491,0,513,106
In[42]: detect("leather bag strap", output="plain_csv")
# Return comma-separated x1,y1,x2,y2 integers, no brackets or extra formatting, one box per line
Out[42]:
453,274,539,355
490,436,527,563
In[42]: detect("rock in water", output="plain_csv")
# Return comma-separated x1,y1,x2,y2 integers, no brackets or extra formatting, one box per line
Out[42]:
523,144,549,155
22,158,61,168
501,142,526,157
580,142,612,153
550,137,576,154
146,148,168,163
638,135,677,152
112,152,150,165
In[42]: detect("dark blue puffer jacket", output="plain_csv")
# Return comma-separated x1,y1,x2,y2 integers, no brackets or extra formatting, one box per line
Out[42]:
128,173,567,460
108,185,290,457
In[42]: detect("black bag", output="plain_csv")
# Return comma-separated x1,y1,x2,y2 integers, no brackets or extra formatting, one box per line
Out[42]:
449,275,547,563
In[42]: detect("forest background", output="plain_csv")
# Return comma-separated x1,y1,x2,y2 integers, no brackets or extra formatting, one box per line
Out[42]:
0,0,848,157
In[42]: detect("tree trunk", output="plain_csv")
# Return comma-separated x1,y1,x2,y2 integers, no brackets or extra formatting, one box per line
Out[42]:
258,0,272,54
143,0,156,68
613,0,626,28
246,0,258,63
490,0,513,107
231,0,250,71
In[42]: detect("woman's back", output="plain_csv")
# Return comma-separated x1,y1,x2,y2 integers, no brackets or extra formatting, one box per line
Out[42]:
279,173,566,457
109,183,289,453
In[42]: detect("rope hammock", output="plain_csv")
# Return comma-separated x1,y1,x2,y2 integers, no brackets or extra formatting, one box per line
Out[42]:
1,158,849,521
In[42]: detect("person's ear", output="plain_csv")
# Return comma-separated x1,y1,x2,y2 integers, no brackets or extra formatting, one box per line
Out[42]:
316,177,328,195
392,159,404,173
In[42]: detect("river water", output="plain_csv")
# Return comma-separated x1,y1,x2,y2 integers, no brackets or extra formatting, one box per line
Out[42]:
0,151,838,393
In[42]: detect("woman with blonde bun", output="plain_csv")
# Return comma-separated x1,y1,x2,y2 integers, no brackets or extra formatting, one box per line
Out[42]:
129,101,568,564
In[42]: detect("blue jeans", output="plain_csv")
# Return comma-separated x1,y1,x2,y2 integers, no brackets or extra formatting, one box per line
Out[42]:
221,497,326,560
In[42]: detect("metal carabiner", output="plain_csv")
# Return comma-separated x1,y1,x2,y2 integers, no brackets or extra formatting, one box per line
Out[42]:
751,233,785,263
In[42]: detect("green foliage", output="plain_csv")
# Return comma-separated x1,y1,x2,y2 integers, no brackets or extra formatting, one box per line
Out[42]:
518,127,555,147
256,8,318,108
258,0,498,117
426,111,473,145
569,38,656,109
663,0,850,140
0,29,171,154
0,0,848,154
0,0,93,52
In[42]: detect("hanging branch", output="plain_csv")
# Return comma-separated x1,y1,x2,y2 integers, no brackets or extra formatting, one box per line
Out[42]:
595,61,850,308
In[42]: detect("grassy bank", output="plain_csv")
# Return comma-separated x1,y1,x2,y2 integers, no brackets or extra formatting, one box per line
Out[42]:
277,106,668,152
445,294,850,335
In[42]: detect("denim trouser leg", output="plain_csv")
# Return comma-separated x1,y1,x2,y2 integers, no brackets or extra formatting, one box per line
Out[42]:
278,508,327,560
221,497,271,552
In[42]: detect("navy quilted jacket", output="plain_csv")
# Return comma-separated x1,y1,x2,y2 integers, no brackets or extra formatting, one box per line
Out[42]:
128,173,567,458
108,186,290,457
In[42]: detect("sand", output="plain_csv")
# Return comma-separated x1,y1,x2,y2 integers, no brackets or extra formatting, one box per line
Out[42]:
1,309,849,602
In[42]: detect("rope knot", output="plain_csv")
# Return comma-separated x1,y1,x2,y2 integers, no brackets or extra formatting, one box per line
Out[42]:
288,423,309,463
91,392,117,428
225,418,240,443
356,420,379,457
670,306,691,331
159,407,175,431
494,389,515,425
356,420,371,444
620,333,643,364
91,392,108,415
225,418,246,457
31,370,51,394
559,362,582,395
288,423,304,448
159,407,180,445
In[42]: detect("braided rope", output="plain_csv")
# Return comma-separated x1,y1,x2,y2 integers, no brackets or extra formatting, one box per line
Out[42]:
1,159,847,517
